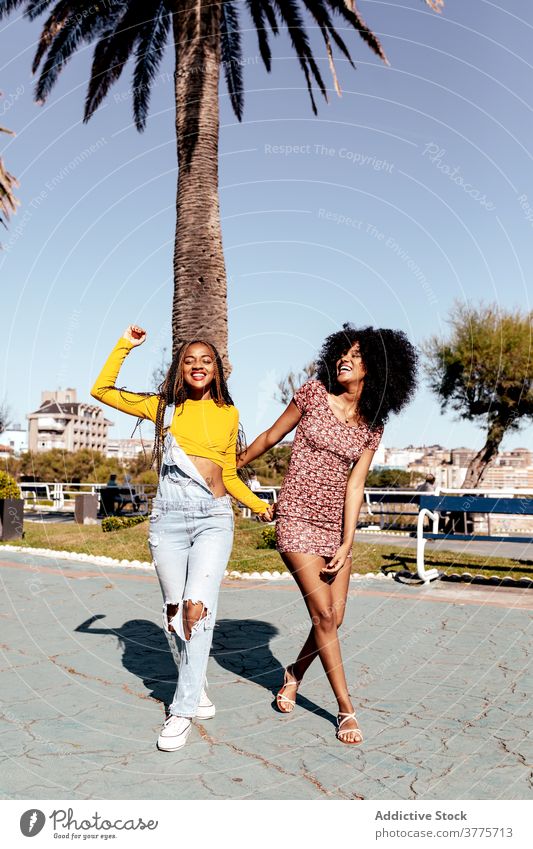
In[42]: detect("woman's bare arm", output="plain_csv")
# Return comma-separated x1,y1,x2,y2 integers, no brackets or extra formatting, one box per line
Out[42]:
322,448,375,575
237,401,302,467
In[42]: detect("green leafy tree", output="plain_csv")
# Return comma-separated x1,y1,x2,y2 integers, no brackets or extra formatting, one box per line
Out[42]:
19,449,65,481
424,302,533,488
0,1,441,370
19,449,123,482
1,455,20,478
133,469,159,487
366,468,421,488
251,445,292,484
122,449,158,486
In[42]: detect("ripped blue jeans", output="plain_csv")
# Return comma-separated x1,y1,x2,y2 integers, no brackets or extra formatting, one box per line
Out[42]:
148,435,234,718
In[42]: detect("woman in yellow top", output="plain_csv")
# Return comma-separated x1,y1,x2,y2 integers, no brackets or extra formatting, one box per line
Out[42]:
91,325,272,752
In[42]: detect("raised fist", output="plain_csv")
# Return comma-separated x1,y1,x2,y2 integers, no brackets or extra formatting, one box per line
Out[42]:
123,325,147,346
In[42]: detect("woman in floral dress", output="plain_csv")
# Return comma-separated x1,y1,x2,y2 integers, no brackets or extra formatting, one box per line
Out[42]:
239,324,417,744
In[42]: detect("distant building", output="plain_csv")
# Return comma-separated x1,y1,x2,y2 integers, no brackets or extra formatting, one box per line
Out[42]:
481,464,533,489
411,462,465,490
407,446,533,489
495,448,532,468
383,445,449,468
106,438,154,461
1,424,28,456
450,447,476,467
27,388,113,453
382,446,426,468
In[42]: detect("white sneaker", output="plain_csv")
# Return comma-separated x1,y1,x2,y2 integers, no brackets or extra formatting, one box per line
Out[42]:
157,715,192,752
196,688,216,720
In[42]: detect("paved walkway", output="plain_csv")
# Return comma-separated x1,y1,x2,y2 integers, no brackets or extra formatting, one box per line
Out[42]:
0,550,531,800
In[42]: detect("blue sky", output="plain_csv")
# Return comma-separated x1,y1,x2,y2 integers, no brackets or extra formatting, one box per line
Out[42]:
1,0,532,453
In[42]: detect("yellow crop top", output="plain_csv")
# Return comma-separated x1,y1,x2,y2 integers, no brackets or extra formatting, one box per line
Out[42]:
90,337,269,514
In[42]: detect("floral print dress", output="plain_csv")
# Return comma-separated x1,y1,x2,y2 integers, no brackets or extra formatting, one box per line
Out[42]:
275,380,383,557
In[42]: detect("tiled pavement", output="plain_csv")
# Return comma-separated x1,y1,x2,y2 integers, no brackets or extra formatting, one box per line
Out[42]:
0,550,531,800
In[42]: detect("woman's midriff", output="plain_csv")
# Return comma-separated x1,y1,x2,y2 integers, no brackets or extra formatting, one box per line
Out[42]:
187,454,226,497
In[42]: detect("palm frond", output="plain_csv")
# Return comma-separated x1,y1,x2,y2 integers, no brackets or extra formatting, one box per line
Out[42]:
0,124,19,229
132,2,170,130
0,0,27,17
221,1,244,121
84,2,146,121
304,0,353,64
260,0,278,34
245,0,273,71
327,0,387,63
32,0,87,73
34,2,119,102
301,0,354,96
24,0,56,18
271,0,327,112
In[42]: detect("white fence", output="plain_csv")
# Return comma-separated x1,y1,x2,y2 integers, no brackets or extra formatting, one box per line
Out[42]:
19,481,533,523
19,481,152,511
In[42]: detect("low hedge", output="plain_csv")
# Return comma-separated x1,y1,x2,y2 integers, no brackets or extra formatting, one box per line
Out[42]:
0,471,21,499
102,515,148,533
257,525,277,549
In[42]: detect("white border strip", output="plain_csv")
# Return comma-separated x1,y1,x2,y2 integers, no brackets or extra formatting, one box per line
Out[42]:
0,544,393,582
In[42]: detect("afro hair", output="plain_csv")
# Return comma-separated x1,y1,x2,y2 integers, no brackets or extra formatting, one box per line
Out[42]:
314,323,418,429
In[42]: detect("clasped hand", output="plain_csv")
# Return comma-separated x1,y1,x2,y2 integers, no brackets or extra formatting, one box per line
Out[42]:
258,503,275,523
320,543,352,577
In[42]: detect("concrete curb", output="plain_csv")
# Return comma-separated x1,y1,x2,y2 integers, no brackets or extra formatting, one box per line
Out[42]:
0,543,153,570
358,528,412,537
2,545,530,588
0,543,393,582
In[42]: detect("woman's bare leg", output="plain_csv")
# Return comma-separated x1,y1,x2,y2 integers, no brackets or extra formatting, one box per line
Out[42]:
291,554,352,680
280,551,360,742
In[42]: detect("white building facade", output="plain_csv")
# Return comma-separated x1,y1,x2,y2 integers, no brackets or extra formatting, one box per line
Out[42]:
27,389,113,453
0,425,28,456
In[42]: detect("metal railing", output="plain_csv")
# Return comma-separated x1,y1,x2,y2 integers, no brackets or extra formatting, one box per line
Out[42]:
19,481,153,511
363,487,533,531
18,481,533,523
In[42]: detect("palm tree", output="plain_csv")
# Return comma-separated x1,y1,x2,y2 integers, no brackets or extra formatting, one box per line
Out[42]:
0,1,442,370
0,115,18,231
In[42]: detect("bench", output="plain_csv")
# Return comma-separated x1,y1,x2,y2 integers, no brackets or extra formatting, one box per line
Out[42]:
416,494,533,584
364,490,421,529
20,484,51,506
99,486,149,517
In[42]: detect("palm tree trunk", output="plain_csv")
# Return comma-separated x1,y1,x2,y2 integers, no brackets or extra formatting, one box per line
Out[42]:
172,0,229,372
461,420,506,488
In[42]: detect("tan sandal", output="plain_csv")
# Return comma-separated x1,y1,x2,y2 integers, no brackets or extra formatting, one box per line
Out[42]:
276,665,300,713
336,711,363,745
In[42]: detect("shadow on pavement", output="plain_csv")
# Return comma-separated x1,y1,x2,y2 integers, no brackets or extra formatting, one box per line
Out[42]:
75,614,178,709
213,618,336,726
75,614,335,725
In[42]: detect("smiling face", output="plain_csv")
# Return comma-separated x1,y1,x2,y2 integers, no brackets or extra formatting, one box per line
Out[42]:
336,341,366,386
182,342,217,392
